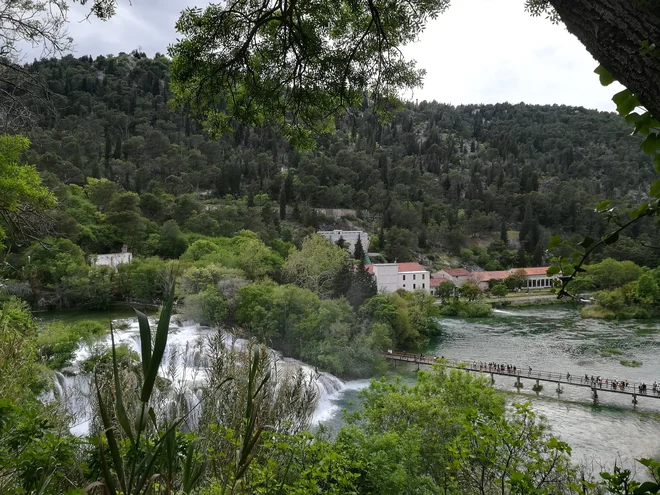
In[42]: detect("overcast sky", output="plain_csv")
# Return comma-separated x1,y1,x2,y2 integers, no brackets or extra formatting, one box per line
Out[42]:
62,0,620,112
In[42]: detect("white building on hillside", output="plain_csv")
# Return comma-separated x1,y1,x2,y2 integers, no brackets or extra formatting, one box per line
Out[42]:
92,246,133,270
317,230,370,255
365,262,430,293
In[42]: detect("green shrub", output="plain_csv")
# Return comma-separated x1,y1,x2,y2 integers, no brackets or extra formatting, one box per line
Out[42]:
600,347,622,357
439,301,492,318
37,320,106,369
620,359,642,367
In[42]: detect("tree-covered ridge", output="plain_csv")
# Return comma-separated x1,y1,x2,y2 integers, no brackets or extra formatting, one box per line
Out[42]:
13,52,660,270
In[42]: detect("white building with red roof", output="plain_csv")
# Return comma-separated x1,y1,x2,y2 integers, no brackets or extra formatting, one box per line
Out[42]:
429,266,558,291
364,262,431,293
470,267,557,290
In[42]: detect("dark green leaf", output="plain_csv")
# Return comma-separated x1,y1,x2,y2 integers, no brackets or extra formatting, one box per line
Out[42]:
578,237,594,249
654,155,660,173
547,235,562,249
603,231,620,245
651,181,660,198
634,481,660,494
546,266,560,276
641,133,660,154
98,446,118,495
631,203,649,218
95,379,127,494
135,309,152,378
110,326,134,444
612,89,639,116
594,65,615,86
141,281,175,403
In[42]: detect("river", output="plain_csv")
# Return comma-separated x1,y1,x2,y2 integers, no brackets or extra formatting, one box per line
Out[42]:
48,305,660,476
325,305,660,476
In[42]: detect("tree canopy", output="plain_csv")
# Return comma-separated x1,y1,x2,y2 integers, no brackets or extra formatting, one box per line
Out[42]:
169,0,450,147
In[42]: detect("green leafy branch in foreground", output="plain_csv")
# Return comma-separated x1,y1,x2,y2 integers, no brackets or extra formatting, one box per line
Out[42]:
169,0,450,148
548,63,660,300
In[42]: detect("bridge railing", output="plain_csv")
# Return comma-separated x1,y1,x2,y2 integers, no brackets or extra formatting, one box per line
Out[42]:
383,352,657,395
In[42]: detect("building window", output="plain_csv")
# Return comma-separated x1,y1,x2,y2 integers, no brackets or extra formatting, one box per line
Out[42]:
413,284,416,289
422,283,425,289
403,284,406,288
413,274,416,280
422,274,425,279
403,275,406,281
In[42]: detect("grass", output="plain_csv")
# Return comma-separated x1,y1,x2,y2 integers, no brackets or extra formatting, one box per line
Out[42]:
581,305,615,319
532,384,543,392
620,359,643,368
600,347,623,358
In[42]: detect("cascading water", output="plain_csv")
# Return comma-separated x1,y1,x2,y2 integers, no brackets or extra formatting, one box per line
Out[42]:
51,316,362,435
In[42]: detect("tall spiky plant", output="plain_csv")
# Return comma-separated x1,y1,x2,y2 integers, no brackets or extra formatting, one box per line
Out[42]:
88,269,226,495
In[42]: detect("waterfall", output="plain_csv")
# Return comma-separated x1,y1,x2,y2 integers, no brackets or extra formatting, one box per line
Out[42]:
48,316,360,436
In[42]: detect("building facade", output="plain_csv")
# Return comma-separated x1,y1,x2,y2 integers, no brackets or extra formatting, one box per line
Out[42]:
365,262,431,293
92,247,133,270
433,268,472,287
431,267,558,291
317,230,370,255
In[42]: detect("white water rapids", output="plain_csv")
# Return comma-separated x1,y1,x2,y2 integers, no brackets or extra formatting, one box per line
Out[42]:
49,316,366,436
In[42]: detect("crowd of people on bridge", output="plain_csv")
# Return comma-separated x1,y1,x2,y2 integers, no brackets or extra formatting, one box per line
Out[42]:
472,362,522,374
467,362,659,396
583,375,659,395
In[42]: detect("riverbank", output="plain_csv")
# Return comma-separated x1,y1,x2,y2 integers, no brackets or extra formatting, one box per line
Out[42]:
484,291,572,308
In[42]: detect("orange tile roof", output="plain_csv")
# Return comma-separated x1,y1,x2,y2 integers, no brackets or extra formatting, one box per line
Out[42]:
441,268,471,277
397,262,427,272
364,263,427,274
520,267,552,276
471,271,511,282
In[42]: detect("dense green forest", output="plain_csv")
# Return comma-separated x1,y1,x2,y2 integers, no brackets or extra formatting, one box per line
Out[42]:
3,50,660,495
11,52,660,271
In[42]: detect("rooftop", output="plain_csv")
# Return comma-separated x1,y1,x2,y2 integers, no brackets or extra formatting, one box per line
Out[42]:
520,267,551,276
364,262,427,274
471,270,512,282
439,268,471,277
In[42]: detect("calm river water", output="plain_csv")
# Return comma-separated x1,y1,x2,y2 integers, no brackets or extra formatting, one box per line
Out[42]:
324,305,660,476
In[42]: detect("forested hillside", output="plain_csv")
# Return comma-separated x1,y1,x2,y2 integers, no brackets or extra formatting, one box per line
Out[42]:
16,51,660,269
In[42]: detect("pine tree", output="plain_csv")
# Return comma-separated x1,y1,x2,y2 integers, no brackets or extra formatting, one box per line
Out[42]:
519,201,539,253
353,235,365,262
104,129,112,164
279,186,286,220
113,134,122,159
517,244,527,268
336,236,346,250
346,260,377,309
533,240,544,266
500,219,508,245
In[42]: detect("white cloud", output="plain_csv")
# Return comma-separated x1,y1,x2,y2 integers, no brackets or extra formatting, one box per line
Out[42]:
401,0,622,111
59,0,621,111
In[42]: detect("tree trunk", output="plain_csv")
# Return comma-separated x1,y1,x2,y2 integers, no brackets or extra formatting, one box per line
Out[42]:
548,0,660,116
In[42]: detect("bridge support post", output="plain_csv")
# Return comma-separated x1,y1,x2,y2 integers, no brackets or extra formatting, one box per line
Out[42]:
516,376,521,388
632,394,638,406
490,373,494,383
592,388,598,401
556,384,562,394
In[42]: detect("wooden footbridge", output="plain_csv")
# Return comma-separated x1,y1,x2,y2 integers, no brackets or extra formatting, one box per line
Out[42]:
383,352,660,405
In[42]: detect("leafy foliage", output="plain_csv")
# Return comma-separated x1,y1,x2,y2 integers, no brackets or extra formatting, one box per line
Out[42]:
169,0,450,147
